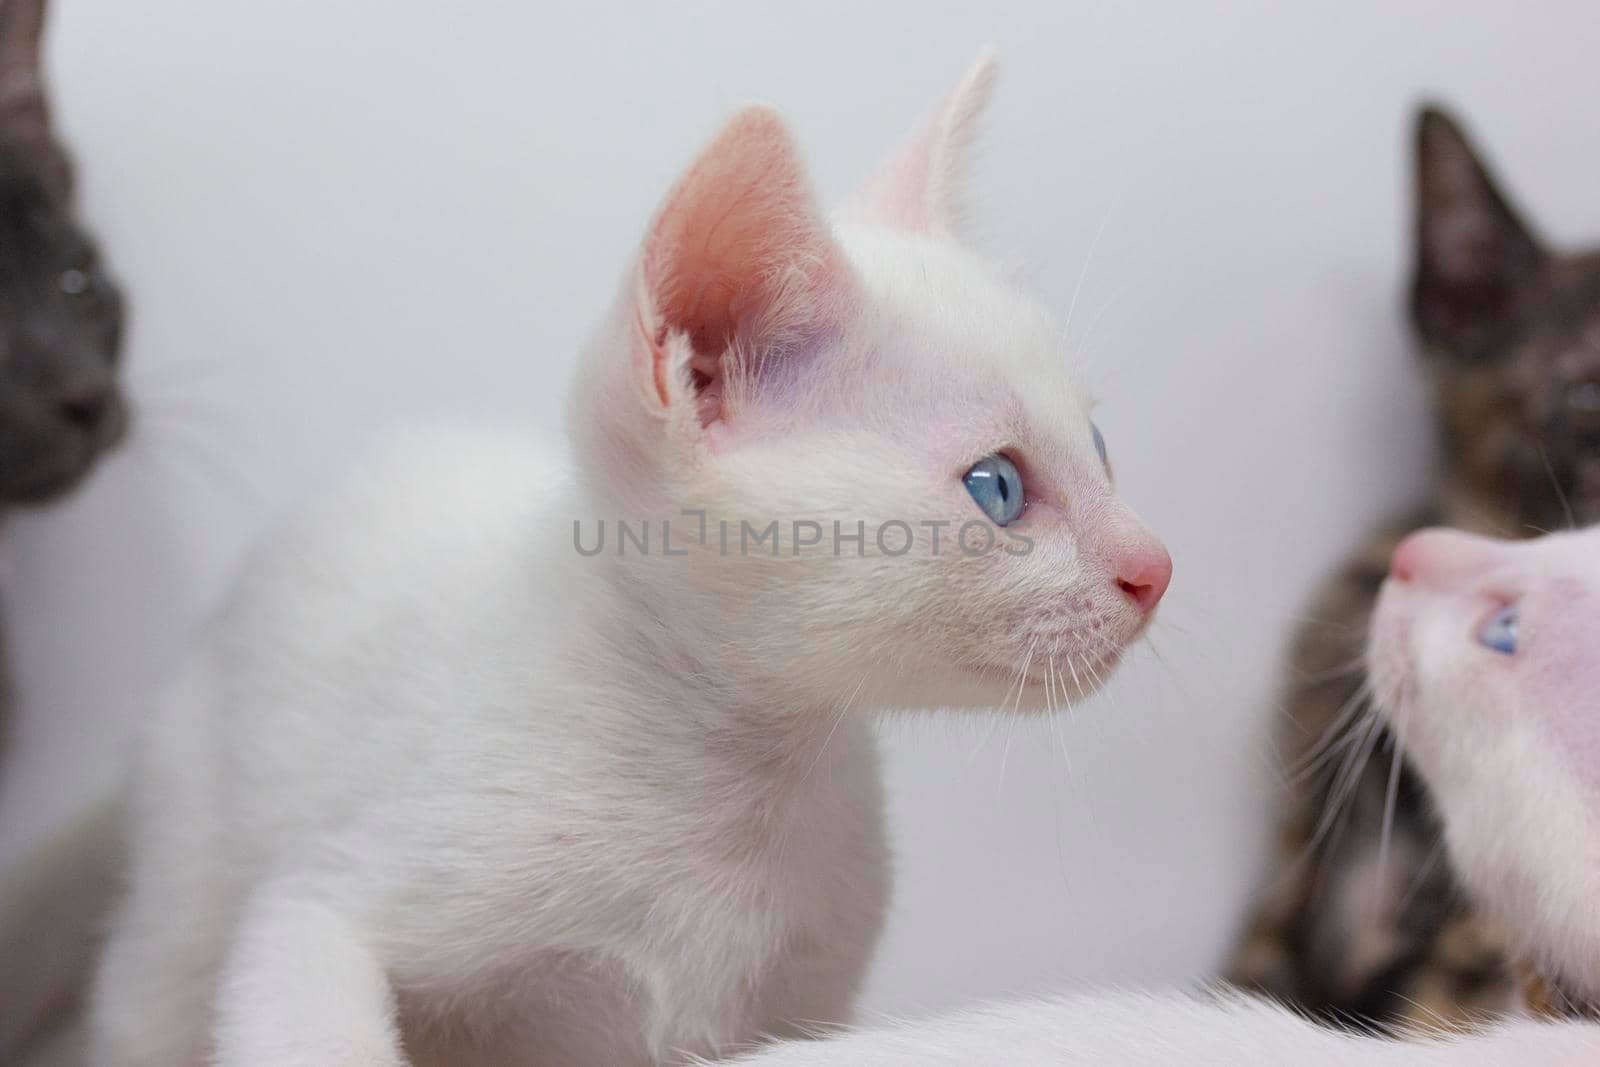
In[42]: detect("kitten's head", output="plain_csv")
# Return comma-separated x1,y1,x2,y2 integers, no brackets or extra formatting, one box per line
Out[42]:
1369,526,1600,1002
0,0,126,505
1411,107,1600,529
567,56,1169,714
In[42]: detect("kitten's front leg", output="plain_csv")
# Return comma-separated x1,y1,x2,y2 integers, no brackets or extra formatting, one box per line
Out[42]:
212,882,407,1067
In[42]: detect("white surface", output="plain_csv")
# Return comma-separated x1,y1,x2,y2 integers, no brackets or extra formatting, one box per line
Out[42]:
1,0,1597,1018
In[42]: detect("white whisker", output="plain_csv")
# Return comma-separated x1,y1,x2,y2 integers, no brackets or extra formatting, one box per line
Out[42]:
1060,187,1126,347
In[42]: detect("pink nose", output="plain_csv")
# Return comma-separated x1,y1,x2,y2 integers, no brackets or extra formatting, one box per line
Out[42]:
1389,528,1509,588
1116,542,1172,614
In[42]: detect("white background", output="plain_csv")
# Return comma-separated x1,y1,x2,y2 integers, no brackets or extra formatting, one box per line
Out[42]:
3,0,1599,1018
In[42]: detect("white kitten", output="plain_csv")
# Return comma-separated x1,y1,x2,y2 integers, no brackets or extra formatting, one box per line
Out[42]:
86,56,1171,1067
1370,526,1600,1007
724,527,1600,1066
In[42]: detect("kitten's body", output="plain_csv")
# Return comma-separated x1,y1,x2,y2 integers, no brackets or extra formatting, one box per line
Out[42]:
94,426,888,1066
88,60,1172,1066
1229,107,1600,1028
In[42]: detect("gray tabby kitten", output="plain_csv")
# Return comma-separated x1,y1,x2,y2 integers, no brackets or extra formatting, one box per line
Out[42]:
0,0,126,1058
0,0,124,512
1229,107,1600,1029
0,0,126,740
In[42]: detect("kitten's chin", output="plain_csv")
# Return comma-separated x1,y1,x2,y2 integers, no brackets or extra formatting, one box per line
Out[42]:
935,643,1126,714
1021,646,1124,702
2,453,100,505
0,397,129,505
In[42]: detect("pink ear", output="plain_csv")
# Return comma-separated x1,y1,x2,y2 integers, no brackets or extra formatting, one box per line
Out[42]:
853,50,997,235
634,106,849,429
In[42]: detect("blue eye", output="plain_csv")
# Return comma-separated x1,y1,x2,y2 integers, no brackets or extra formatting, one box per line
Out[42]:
964,453,1024,526
1477,605,1518,655
1091,422,1108,468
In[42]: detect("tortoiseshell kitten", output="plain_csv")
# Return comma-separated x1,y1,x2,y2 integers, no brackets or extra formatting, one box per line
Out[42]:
1228,107,1600,1030
0,0,126,742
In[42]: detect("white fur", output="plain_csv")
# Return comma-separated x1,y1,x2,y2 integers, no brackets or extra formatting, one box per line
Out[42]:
89,424,890,1067
721,990,1600,1065
86,59,1169,1066
1370,527,1600,1005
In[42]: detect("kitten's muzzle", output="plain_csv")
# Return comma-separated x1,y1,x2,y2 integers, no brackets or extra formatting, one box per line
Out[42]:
58,380,128,449
1388,528,1508,591
60,385,113,432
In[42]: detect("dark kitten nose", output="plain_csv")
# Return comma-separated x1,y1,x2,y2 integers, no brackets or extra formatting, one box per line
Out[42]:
59,386,111,430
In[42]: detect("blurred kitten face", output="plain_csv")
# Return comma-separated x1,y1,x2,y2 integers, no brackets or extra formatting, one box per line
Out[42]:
1412,109,1600,528
0,146,126,504
1425,255,1600,530
1369,528,1600,1001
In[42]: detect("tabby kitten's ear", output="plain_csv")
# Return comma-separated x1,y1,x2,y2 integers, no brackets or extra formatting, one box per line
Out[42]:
1411,106,1544,353
0,0,71,202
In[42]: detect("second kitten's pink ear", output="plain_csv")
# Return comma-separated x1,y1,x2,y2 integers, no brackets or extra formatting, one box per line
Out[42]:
853,51,997,236
633,106,851,430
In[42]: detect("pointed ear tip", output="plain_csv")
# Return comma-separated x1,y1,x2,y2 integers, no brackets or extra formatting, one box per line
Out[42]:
1414,103,1467,146
719,104,791,139
958,48,1000,102
0,0,49,39
699,104,803,163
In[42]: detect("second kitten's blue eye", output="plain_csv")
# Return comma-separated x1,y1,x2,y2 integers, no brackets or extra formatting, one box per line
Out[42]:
964,453,1024,526
1477,605,1518,656
1091,422,1108,469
